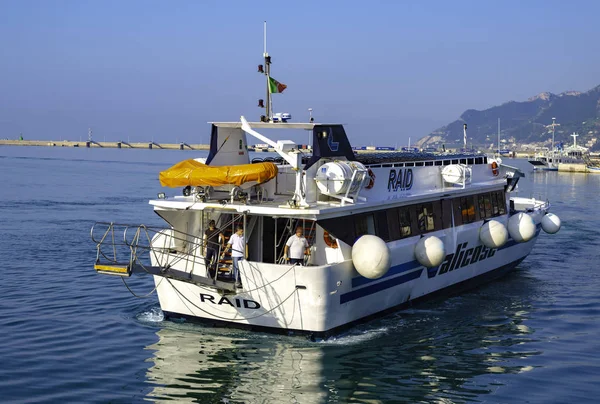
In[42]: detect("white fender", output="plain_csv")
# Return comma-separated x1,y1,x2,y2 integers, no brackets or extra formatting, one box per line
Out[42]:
508,212,536,243
479,220,508,248
541,213,561,234
352,235,391,279
414,236,445,268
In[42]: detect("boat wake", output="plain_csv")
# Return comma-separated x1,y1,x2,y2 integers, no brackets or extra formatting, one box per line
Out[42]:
317,326,393,345
136,306,165,323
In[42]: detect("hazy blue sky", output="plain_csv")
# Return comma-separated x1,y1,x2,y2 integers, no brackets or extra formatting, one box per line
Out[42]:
1,0,599,146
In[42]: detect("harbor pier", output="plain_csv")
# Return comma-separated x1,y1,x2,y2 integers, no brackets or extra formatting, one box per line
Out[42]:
0,139,209,150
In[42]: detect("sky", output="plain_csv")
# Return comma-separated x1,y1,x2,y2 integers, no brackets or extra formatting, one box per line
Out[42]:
1,0,599,147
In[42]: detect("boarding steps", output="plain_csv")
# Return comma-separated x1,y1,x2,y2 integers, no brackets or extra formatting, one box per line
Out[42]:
91,222,238,292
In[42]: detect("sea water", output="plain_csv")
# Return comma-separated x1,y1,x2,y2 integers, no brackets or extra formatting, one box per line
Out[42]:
1,146,599,403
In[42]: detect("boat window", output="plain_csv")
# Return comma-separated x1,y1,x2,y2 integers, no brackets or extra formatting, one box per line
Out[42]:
355,214,376,238
482,193,493,218
435,161,442,166
318,218,356,246
382,164,392,168
467,158,474,165
440,199,452,229
399,207,412,238
443,160,451,166
460,196,477,223
490,192,499,216
374,210,390,241
416,162,424,166
425,161,433,166
495,191,506,215
484,156,488,164
387,208,401,240
478,194,488,219
452,159,459,164
417,203,435,233
405,162,414,167
475,157,483,164
460,159,467,164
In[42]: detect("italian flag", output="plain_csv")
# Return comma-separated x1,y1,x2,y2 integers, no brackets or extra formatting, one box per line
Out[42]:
268,77,287,94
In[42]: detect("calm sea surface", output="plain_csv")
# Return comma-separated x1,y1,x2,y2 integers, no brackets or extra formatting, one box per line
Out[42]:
1,146,599,403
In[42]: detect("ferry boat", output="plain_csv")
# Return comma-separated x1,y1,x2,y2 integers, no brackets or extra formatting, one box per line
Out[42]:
529,133,590,171
91,46,563,338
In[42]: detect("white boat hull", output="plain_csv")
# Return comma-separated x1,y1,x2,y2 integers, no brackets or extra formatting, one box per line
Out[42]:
152,216,543,336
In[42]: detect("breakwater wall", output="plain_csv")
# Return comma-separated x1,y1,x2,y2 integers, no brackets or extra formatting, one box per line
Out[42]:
0,139,209,150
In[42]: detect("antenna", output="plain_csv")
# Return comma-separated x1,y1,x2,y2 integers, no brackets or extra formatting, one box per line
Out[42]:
463,123,467,150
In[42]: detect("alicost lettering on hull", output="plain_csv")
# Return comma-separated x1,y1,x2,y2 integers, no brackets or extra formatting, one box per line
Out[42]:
427,242,497,278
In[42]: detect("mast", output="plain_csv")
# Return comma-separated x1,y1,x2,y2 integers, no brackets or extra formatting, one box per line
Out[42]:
551,117,556,156
497,118,500,154
571,132,578,148
463,123,467,150
263,21,272,121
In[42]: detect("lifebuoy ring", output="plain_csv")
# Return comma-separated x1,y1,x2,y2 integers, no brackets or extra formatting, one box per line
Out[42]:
323,231,339,249
491,161,499,176
365,168,376,189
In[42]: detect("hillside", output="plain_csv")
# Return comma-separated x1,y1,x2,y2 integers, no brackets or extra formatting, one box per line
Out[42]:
417,84,600,151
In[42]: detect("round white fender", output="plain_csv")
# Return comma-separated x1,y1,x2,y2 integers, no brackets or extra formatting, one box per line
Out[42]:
508,212,536,242
541,213,561,234
352,235,391,279
414,236,445,268
479,219,508,248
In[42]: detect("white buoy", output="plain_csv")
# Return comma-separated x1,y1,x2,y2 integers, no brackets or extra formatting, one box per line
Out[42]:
541,213,561,234
479,220,508,248
414,236,445,268
507,213,536,242
352,235,391,279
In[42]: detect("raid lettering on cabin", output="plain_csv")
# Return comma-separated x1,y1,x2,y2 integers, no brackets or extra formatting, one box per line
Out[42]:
387,168,413,192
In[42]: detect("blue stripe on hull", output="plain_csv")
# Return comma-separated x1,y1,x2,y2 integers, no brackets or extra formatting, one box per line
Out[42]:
341,268,423,304
351,260,422,288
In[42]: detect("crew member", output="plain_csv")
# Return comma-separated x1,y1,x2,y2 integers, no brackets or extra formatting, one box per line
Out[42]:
284,227,310,265
223,226,246,288
204,220,224,277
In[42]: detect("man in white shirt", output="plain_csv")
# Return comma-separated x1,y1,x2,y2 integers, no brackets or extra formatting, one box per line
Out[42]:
223,226,246,288
284,227,310,265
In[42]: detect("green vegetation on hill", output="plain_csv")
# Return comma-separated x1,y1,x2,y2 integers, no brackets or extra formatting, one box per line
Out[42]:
419,84,600,151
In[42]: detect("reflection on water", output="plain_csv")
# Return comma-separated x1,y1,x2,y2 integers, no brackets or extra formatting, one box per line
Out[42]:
143,271,543,403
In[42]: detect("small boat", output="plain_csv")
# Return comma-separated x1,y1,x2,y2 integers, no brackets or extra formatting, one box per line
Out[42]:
91,33,562,338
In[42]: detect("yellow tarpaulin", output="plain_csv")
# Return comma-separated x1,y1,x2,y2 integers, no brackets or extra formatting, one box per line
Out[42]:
159,159,278,188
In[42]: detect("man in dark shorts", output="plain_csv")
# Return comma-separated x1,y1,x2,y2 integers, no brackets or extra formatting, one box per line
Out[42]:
204,220,223,277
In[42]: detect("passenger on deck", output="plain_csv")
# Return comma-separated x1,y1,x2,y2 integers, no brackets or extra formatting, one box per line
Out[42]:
204,220,224,277
223,226,246,288
284,227,310,265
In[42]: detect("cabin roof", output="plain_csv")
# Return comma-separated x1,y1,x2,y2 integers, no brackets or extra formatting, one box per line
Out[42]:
209,122,328,129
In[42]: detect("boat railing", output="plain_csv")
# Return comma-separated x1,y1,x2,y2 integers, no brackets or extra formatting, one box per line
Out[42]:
91,221,212,277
